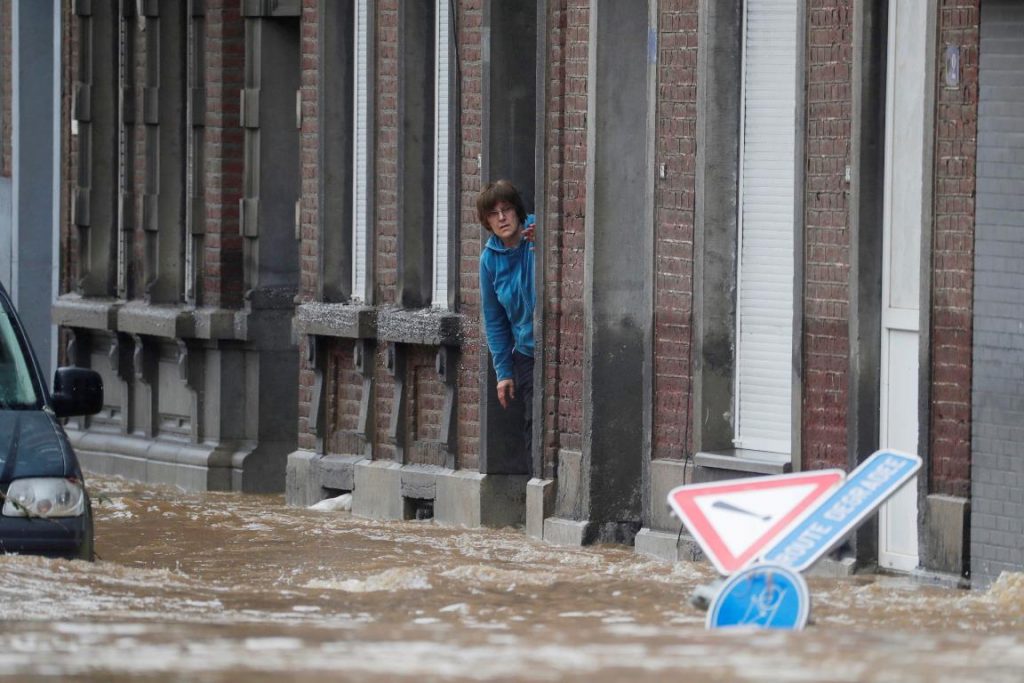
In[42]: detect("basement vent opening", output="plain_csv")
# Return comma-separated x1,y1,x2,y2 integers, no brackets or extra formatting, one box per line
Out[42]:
403,497,434,521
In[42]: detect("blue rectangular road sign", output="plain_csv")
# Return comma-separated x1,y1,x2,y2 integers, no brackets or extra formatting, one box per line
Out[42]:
760,450,922,572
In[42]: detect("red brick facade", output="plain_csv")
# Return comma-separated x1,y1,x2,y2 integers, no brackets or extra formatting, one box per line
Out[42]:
545,0,588,467
652,0,698,461
204,0,246,309
930,0,979,498
802,0,853,471
48,0,991,573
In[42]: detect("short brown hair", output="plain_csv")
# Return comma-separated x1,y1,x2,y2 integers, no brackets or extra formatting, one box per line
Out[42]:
476,179,527,231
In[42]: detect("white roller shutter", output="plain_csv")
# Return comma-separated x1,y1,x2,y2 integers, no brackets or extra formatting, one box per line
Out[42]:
734,0,798,454
352,0,370,303
432,0,451,309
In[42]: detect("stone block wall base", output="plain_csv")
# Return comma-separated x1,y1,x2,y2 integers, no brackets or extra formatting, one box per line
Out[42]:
542,517,643,546
285,451,319,506
286,457,530,528
352,460,404,520
805,556,857,578
286,451,362,506
634,528,706,564
924,494,969,577
435,471,529,528
543,517,594,546
526,478,555,539
70,429,239,491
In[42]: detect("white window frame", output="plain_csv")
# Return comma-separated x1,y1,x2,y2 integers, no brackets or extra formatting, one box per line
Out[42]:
431,0,451,309
351,0,370,303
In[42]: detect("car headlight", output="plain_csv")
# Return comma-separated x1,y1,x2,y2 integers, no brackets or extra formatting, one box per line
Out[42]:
2,478,86,518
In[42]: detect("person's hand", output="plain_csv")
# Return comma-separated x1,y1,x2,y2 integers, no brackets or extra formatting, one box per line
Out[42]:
497,379,515,409
523,214,536,243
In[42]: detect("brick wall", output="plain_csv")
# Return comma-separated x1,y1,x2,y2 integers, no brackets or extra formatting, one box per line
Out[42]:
327,340,362,454
456,0,483,470
376,0,398,305
930,0,978,498
298,0,318,303
131,11,147,297
544,0,587,466
373,0,399,461
406,344,445,466
801,0,853,472
204,0,246,309
295,0,320,451
652,0,698,461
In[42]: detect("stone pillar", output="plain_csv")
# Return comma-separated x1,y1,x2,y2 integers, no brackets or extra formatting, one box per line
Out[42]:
545,0,654,545
13,0,62,376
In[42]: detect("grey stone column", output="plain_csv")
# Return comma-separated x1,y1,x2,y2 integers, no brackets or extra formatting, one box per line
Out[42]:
848,0,888,566
13,0,61,377
546,0,654,545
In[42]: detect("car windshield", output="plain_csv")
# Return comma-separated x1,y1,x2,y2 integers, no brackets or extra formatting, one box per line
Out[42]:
0,308,41,409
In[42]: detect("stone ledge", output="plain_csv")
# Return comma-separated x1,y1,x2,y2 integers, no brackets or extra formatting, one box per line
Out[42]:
68,428,246,492
526,478,555,540
53,295,245,341
293,302,377,339
401,464,448,500
376,306,464,346
117,302,190,339
542,517,594,546
694,449,792,481
649,458,695,532
52,295,121,331
635,527,706,564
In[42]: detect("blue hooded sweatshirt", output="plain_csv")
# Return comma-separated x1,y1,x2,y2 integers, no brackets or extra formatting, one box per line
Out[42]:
480,231,535,381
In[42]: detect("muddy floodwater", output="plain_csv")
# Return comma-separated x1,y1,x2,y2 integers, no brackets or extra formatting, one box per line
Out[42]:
1,474,1023,682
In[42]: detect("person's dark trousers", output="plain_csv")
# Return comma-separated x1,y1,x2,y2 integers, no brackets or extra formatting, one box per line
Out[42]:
512,350,534,462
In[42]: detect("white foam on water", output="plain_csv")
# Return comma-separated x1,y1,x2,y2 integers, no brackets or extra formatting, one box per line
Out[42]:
440,564,558,588
309,493,353,512
304,568,432,593
243,637,304,651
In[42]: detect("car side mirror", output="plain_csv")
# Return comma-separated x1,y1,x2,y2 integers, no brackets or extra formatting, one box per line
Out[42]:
51,367,104,418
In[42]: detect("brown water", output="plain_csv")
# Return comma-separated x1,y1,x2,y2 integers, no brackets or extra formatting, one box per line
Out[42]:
1,473,1023,682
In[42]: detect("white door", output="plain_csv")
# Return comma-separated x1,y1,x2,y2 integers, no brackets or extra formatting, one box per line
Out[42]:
878,0,930,571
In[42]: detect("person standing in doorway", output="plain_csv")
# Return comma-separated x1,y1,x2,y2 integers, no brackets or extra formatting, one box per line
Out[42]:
477,180,536,458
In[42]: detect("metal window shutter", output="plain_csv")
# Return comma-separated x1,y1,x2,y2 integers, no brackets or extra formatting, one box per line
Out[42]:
352,0,370,303
734,0,797,453
432,0,451,309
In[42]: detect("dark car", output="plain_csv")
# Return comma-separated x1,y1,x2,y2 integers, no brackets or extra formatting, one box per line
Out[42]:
0,283,103,560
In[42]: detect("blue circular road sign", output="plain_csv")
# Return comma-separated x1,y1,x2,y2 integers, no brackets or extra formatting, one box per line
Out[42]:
707,563,810,630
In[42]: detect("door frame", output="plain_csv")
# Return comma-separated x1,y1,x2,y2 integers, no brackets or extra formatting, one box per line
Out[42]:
877,0,937,572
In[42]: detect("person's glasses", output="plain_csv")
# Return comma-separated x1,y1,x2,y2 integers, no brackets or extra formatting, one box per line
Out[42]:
487,206,516,221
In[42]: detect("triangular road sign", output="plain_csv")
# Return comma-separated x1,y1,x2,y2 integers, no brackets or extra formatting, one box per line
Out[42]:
667,470,845,575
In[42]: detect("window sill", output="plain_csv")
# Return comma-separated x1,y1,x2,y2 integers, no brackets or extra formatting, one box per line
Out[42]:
293,302,377,340
376,306,464,347
52,295,244,341
52,294,121,331
694,449,792,476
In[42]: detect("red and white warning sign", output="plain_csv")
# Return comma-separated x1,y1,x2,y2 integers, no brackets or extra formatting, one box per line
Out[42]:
667,470,845,575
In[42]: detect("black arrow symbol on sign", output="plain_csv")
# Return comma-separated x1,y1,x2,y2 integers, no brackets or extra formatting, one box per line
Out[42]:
712,500,772,522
